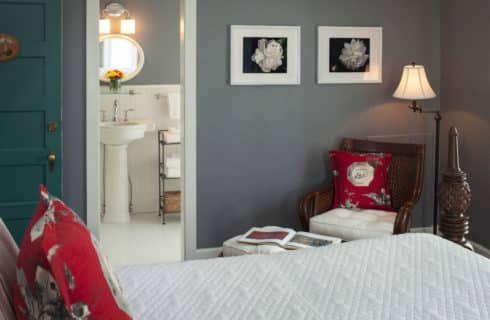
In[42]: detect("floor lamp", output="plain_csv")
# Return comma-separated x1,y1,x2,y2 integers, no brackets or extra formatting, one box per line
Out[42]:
393,63,440,235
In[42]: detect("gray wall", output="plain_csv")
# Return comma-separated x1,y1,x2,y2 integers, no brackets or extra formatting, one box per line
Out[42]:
99,0,180,85
67,0,490,249
197,0,441,248
441,0,490,247
63,0,87,219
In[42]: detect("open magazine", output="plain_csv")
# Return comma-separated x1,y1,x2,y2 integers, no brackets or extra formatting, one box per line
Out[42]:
238,226,342,250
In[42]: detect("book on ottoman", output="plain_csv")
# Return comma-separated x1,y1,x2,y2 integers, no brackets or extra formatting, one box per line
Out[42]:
238,226,342,249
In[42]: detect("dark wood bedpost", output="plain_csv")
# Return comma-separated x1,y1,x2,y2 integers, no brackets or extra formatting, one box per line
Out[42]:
437,127,473,251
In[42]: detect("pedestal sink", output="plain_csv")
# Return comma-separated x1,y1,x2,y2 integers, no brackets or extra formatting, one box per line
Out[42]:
100,120,156,223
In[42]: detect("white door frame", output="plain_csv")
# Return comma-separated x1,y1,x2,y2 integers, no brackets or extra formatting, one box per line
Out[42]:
86,0,100,237
85,0,200,260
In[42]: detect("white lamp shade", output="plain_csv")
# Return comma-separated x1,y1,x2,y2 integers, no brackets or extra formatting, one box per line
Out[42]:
393,64,436,100
121,19,136,34
99,19,111,34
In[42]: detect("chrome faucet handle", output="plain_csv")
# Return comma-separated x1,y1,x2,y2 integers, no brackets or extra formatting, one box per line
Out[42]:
124,109,135,122
99,110,107,122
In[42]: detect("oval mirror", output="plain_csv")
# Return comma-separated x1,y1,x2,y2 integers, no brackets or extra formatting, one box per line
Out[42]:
99,35,145,82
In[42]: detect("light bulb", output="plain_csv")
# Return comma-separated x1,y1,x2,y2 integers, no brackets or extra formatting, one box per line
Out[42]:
99,19,111,34
121,19,135,34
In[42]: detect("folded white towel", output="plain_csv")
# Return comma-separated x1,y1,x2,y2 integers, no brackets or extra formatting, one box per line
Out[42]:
168,93,181,120
165,166,181,173
165,168,181,178
163,131,180,144
166,158,180,168
168,127,180,134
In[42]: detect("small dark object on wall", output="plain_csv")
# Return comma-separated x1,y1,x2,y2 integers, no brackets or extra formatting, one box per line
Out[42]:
0,33,20,61
437,127,473,251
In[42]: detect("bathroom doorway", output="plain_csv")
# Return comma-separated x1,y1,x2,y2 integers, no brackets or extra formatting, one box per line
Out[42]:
86,0,195,267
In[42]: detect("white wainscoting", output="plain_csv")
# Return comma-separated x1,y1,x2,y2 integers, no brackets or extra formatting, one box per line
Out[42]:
100,85,181,214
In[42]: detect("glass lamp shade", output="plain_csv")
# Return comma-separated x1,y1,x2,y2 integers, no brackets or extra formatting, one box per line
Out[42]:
99,19,111,34
121,19,136,34
393,64,436,100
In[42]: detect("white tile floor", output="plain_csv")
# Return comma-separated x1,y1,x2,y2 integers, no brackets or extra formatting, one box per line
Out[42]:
100,213,182,269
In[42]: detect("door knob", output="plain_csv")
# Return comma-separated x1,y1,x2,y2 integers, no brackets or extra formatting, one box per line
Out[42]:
48,151,56,172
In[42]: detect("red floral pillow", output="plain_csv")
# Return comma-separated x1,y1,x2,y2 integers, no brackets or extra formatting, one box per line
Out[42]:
329,151,393,211
13,185,132,319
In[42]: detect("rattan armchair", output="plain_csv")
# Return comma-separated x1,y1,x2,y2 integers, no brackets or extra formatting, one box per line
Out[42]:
299,138,425,235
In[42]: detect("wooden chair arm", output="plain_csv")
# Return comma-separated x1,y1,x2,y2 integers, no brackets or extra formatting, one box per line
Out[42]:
299,185,334,231
394,201,416,234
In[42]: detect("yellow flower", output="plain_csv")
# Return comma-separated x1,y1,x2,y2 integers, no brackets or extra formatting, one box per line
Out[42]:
105,69,126,80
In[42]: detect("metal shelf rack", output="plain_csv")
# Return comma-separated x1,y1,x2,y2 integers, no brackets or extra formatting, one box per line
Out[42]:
158,130,181,224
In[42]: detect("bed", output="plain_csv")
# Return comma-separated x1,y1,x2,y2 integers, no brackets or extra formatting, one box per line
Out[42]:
117,234,490,320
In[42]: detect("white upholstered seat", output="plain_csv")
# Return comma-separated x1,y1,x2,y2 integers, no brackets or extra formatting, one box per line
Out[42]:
310,208,397,241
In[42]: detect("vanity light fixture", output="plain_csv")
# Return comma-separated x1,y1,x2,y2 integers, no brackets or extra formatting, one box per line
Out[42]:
99,2,136,35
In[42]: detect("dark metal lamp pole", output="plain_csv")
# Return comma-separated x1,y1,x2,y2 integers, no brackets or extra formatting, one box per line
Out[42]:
409,100,442,235
394,62,439,234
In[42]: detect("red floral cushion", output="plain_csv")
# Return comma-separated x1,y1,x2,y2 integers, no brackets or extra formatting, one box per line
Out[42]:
329,151,393,211
13,185,132,319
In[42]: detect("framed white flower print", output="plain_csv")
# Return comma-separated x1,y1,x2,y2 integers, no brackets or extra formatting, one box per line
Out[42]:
318,26,382,84
230,25,301,86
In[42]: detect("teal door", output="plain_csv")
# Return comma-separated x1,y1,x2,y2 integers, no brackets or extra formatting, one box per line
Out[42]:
0,0,62,244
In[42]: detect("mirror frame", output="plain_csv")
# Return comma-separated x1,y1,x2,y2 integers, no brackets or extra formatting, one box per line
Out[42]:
99,34,145,83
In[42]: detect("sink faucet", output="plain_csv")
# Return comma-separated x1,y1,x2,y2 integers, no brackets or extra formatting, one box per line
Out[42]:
124,109,135,122
112,99,120,122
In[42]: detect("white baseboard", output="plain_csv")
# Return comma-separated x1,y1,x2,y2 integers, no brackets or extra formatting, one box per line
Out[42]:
411,227,433,233
189,228,489,261
191,247,222,260
189,227,431,261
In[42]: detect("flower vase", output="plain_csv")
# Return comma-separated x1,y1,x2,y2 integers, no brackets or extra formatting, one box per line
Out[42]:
109,79,122,93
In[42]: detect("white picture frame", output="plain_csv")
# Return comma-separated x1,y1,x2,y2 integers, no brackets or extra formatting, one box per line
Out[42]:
230,25,301,86
318,26,382,84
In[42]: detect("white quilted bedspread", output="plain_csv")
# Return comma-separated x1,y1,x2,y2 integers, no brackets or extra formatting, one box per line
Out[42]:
117,234,490,320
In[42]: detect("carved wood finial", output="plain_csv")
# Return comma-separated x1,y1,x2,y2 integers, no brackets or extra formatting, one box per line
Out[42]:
437,126,473,251
447,126,461,173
